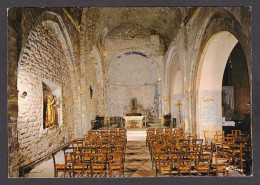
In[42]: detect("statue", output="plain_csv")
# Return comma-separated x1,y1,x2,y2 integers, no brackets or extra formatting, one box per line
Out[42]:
131,98,137,113
45,95,56,128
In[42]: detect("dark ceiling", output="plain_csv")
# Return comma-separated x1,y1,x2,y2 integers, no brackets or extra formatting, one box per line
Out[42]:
81,7,197,49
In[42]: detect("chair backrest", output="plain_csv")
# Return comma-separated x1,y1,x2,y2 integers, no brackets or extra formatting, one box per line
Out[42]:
100,130,108,137
91,153,105,163
188,135,197,141
197,153,212,164
215,152,231,166
156,128,164,134
71,152,84,170
204,131,214,143
65,152,74,166
152,145,166,155
232,130,241,138
81,146,92,154
180,143,189,154
183,133,192,139
214,134,224,143
191,139,203,154
119,128,126,134
216,130,225,136
108,153,123,163
192,138,203,145
81,152,91,164
223,136,234,146
177,154,193,164
165,128,173,134
180,139,190,145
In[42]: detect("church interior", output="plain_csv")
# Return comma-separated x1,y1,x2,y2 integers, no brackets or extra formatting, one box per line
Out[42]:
7,7,252,178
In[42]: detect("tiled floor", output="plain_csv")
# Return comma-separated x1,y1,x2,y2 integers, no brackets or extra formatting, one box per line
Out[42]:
124,141,155,177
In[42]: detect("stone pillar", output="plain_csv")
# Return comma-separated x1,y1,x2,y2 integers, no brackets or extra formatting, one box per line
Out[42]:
8,13,20,177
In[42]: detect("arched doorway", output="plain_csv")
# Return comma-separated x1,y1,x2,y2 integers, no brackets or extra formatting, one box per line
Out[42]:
222,43,251,137
196,31,239,138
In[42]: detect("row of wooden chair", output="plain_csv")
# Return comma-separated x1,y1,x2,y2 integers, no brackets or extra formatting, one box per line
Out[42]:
147,129,251,176
155,152,231,176
54,129,127,177
55,151,124,177
203,130,251,174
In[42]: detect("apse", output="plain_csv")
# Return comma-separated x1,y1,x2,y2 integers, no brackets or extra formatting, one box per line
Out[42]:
107,53,159,117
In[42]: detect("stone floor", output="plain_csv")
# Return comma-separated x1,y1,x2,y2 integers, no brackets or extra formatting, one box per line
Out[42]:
124,141,155,177
24,140,246,178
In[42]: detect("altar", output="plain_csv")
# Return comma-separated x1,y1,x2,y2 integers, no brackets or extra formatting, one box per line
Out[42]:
123,116,145,128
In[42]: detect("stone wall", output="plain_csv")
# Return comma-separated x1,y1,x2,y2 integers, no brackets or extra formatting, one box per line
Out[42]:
17,21,74,167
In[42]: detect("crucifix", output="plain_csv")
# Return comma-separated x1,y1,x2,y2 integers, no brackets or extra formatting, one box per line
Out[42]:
174,100,182,126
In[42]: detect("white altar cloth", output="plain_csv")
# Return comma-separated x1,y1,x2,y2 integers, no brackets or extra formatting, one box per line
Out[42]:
123,116,145,128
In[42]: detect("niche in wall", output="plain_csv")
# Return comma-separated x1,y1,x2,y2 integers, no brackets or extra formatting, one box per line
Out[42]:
42,80,62,129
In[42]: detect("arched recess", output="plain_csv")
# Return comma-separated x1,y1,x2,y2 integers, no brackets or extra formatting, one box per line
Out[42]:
20,11,79,137
106,51,160,117
81,45,104,133
170,70,183,127
17,12,77,167
164,45,177,115
196,31,238,138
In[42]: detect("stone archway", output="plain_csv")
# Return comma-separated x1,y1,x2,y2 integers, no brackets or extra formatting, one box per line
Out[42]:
196,31,238,138
164,46,177,115
171,70,183,128
17,19,76,167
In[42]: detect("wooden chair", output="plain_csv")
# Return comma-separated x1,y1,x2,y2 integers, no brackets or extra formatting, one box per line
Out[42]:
202,138,214,156
232,143,249,174
214,134,224,152
165,128,173,134
216,131,225,136
75,138,85,147
232,130,241,140
204,131,214,145
100,130,109,137
211,152,231,176
156,128,164,135
53,149,72,177
151,145,166,171
180,143,189,155
153,153,166,176
157,154,174,177
195,153,212,176
108,153,124,177
81,152,92,177
71,152,85,177
180,139,190,145
183,133,192,139
90,153,106,177
191,139,203,154
176,154,192,176
219,137,233,153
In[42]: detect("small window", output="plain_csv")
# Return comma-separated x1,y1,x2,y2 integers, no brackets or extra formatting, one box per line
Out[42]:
90,86,93,99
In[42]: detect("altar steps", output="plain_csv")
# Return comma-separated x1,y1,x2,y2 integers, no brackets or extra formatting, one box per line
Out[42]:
127,130,146,141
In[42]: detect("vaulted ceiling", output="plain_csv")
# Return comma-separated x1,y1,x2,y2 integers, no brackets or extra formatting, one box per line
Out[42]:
67,7,197,50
